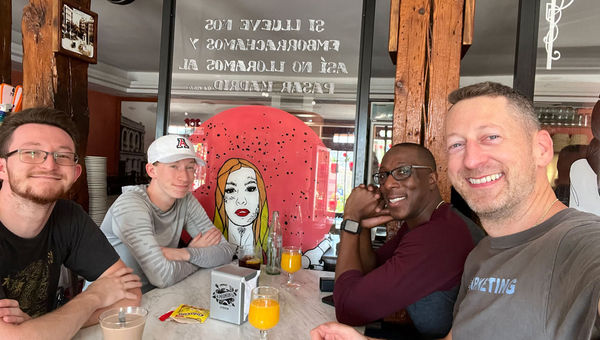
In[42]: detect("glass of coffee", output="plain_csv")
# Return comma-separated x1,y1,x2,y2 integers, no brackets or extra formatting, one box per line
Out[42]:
99,306,147,340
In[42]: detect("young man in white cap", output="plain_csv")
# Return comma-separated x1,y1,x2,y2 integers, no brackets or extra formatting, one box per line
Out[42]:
101,134,236,293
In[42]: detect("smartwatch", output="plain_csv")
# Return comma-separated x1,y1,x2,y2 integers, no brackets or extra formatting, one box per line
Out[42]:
341,219,361,234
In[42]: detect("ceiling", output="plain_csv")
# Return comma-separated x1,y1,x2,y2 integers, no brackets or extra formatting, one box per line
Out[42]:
10,0,600,121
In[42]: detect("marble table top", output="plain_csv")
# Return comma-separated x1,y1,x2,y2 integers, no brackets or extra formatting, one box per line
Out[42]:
73,264,357,339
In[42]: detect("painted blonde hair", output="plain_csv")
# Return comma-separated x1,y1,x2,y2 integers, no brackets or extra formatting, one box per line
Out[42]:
213,158,269,254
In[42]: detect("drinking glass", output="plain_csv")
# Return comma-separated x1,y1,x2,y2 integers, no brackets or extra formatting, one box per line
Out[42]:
237,244,262,270
99,306,147,340
281,246,302,288
248,286,280,340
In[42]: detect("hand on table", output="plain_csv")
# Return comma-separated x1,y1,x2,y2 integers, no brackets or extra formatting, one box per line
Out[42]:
344,184,393,229
0,299,31,324
85,266,141,308
310,322,368,340
188,228,222,248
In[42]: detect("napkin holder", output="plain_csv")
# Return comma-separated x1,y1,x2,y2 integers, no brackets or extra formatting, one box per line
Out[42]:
210,264,259,324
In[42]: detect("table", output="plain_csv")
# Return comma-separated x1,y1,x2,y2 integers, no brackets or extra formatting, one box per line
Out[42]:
74,265,355,339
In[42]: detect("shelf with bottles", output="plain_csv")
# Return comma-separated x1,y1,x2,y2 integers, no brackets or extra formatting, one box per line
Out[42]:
536,106,592,129
536,106,593,152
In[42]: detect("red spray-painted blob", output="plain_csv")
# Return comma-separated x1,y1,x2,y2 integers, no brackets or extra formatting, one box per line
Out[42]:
190,105,333,250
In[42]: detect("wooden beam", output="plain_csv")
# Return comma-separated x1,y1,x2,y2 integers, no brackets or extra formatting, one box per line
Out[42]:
54,55,91,156
393,0,430,146
388,0,400,63
22,0,91,148
0,0,11,84
22,0,58,108
461,0,475,58
426,0,465,201
390,0,469,201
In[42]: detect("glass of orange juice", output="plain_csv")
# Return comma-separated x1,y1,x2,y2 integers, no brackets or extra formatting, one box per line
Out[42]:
281,246,302,288
248,286,280,340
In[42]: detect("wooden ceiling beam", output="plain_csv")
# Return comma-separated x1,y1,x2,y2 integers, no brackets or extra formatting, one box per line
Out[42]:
388,0,400,63
461,0,475,58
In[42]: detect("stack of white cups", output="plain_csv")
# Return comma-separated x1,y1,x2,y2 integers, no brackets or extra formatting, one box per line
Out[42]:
85,156,108,225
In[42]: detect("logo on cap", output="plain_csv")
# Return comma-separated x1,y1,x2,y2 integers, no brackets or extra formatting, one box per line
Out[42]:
176,138,190,149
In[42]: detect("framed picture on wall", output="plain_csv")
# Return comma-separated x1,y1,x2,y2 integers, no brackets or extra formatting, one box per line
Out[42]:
53,0,98,64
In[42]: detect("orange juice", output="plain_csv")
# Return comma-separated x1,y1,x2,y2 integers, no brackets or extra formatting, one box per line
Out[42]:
281,252,301,273
248,298,280,330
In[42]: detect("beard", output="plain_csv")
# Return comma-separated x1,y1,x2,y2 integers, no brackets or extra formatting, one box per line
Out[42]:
7,170,68,205
455,161,537,222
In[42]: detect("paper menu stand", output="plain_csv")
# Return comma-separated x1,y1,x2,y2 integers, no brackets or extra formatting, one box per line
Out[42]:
210,264,259,325
0,84,23,113
0,84,15,105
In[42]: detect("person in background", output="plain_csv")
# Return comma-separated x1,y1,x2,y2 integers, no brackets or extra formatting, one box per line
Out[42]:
0,108,141,339
333,143,484,338
569,99,600,214
553,144,587,205
101,134,236,293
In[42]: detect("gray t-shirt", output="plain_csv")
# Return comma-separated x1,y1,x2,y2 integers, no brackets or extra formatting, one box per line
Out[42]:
101,185,236,292
452,208,600,340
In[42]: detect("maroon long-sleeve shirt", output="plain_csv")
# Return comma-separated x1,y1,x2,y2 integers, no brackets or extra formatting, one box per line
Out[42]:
333,204,481,326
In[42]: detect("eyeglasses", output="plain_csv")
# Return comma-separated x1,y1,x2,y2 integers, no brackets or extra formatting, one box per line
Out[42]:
372,165,433,185
3,149,79,166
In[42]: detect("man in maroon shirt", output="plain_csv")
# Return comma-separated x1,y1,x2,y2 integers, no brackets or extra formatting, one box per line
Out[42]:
333,143,483,338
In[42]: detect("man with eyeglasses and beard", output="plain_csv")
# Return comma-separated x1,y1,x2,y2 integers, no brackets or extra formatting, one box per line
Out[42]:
0,108,141,339
332,143,484,339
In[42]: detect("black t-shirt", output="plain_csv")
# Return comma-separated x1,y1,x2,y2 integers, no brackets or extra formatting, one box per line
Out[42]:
0,200,119,317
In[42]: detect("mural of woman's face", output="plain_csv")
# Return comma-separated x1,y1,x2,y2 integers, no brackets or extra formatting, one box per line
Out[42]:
224,167,260,227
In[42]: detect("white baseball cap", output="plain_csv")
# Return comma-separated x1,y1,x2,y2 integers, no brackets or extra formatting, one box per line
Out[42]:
147,135,206,166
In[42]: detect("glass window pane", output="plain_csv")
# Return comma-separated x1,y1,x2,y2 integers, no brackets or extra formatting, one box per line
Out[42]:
536,0,599,212
168,0,363,255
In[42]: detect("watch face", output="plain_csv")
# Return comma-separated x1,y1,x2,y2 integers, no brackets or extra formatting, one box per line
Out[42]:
343,220,360,233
